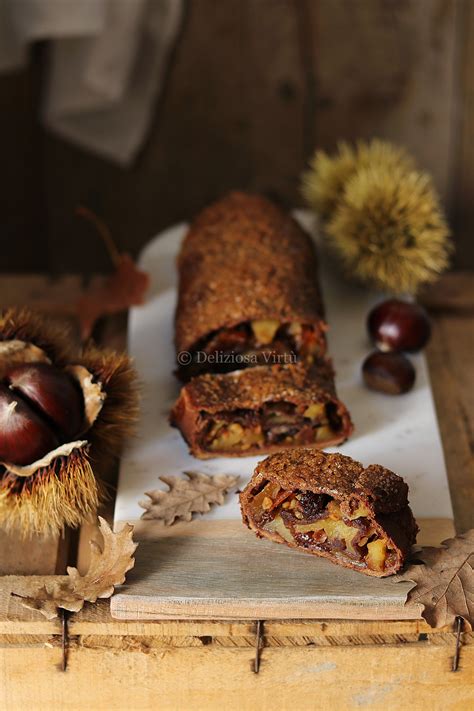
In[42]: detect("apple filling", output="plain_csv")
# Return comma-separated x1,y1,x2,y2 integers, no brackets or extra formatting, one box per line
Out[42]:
248,482,397,573
204,400,343,453
182,320,324,377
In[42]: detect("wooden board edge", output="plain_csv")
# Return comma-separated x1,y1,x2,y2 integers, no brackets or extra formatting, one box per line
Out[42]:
110,595,423,621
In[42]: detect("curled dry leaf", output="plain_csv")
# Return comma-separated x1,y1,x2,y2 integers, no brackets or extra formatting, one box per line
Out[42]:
13,517,137,620
397,529,474,630
140,471,240,525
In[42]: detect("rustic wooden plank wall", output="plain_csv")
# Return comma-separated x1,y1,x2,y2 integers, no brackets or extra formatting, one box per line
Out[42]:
1,0,473,272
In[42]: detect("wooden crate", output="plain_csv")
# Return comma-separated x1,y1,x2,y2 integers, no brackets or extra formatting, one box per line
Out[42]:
1,275,473,711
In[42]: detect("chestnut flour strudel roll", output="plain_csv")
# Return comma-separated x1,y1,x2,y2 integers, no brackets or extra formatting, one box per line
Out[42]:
170,361,353,459
175,192,327,379
240,449,418,577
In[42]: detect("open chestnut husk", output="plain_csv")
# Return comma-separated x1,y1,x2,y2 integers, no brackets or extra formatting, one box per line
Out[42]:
367,299,431,353
0,307,139,537
362,351,416,395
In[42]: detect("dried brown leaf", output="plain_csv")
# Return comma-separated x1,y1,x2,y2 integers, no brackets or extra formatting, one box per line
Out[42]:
397,529,474,629
77,254,149,340
139,471,239,525
14,579,86,620
13,517,137,619
75,207,149,340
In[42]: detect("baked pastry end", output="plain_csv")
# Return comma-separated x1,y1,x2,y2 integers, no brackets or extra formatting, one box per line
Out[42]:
240,449,418,577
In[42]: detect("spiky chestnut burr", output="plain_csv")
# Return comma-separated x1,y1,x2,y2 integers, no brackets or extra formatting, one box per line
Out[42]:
325,166,452,294
0,307,75,366
301,142,356,220
0,307,139,537
301,139,415,220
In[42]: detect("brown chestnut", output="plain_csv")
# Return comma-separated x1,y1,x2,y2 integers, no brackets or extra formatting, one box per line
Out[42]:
362,351,416,395
5,363,84,441
367,299,431,353
0,384,59,465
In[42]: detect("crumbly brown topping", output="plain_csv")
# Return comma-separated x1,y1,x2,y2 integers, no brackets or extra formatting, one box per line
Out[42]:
175,192,326,354
179,361,338,411
251,449,410,515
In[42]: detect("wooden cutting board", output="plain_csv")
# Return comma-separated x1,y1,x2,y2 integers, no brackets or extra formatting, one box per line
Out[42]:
112,212,454,621
110,517,454,620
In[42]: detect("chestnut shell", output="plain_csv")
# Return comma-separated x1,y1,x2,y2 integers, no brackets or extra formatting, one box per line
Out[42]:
367,299,431,353
0,384,59,465
6,362,84,441
362,351,416,395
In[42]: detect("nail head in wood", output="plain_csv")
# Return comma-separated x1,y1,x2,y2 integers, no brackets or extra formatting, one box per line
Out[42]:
61,609,69,672
452,616,463,672
254,620,264,674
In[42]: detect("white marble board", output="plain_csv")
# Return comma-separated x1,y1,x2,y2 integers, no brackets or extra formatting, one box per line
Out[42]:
114,211,453,528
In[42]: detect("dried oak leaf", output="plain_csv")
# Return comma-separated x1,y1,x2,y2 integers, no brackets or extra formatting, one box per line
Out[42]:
77,253,150,340
139,471,239,525
397,529,474,630
13,517,137,620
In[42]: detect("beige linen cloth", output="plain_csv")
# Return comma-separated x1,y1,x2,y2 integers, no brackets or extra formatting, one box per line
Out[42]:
0,0,183,165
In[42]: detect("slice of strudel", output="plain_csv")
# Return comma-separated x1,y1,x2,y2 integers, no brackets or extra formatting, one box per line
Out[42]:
240,449,418,577
170,362,352,459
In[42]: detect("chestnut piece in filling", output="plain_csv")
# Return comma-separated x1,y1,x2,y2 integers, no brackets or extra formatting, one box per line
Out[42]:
178,320,324,380
240,449,418,577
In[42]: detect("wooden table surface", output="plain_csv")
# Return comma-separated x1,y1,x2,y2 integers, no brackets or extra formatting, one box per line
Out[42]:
0,272,473,709
0,271,473,574
422,273,474,535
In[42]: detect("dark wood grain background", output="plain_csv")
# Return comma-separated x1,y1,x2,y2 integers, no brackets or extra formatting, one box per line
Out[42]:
2,0,473,273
